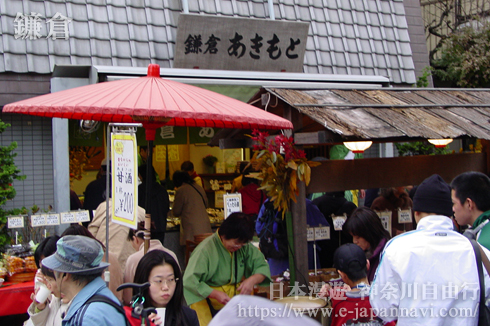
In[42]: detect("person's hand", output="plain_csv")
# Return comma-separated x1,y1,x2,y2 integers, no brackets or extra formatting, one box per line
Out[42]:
208,289,231,305
149,312,162,325
30,288,47,311
237,273,266,295
318,283,331,298
237,277,256,295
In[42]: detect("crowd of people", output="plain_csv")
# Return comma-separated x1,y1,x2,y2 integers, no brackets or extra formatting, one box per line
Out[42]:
24,165,490,326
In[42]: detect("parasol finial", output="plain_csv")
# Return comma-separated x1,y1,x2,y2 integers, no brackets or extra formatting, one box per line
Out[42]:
147,64,160,77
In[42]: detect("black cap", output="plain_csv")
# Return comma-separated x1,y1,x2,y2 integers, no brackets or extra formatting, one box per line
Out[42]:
333,243,366,274
413,174,453,217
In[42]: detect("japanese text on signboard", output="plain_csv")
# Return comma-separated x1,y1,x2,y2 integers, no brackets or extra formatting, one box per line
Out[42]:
174,14,309,72
111,133,138,229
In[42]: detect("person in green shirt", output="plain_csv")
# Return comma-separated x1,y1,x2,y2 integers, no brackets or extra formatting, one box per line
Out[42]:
451,171,490,250
183,212,271,326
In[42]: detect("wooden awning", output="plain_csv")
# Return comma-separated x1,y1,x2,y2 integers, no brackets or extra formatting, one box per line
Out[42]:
264,88,490,143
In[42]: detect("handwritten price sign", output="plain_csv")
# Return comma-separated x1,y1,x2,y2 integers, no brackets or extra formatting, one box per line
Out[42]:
112,132,138,229
332,215,347,231
76,210,90,223
31,215,46,227
223,193,242,218
315,226,330,240
8,216,24,228
46,214,60,226
60,212,76,224
307,227,315,241
398,208,412,224
375,210,392,236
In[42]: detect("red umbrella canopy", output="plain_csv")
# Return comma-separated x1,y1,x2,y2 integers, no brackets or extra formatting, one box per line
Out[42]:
3,64,293,136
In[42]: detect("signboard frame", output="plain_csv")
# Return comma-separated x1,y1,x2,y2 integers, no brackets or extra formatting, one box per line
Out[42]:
111,132,139,230
223,193,242,218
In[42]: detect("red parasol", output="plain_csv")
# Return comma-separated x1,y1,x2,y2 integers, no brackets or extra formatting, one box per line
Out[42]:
4,64,292,255
4,64,293,132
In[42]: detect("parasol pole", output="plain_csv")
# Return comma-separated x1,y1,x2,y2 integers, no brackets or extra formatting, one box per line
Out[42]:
144,137,154,254
143,123,160,254
142,64,169,254
105,124,111,263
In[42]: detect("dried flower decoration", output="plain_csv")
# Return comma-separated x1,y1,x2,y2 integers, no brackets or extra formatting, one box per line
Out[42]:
249,130,320,218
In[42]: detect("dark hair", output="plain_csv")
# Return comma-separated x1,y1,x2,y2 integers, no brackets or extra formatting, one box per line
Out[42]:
138,164,156,183
34,236,60,268
180,161,194,172
61,224,106,250
343,207,391,250
41,264,55,279
218,212,254,243
127,221,146,241
451,172,490,212
71,273,103,285
134,250,185,326
343,261,367,282
380,188,394,198
172,170,195,188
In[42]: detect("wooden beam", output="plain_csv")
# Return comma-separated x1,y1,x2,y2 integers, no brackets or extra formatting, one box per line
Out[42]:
294,130,343,145
306,153,486,193
218,138,254,149
290,181,309,287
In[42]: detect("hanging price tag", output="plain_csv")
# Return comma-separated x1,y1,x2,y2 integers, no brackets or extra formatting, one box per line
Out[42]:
8,216,24,228
31,215,46,227
375,210,392,237
398,208,412,224
76,210,90,223
60,212,76,224
307,227,315,241
332,214,347,231
315,226,330,240
46,214,60,226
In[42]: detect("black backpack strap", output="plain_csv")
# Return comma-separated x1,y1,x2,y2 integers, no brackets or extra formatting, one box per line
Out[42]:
79,294,130,326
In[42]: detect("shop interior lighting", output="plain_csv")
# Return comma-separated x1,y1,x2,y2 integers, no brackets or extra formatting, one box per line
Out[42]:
343,141,373,153
428,139,453,148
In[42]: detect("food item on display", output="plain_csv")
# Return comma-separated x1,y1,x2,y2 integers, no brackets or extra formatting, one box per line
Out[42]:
25,256,37,272
6,255,24,275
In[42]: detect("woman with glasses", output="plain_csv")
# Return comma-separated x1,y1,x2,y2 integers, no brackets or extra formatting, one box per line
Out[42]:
183,212,271,326
132,250,199,326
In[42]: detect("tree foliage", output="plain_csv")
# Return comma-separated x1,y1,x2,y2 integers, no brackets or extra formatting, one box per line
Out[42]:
395,141,448,157
0,120,26,249
423,0,490,87
432,24,490,87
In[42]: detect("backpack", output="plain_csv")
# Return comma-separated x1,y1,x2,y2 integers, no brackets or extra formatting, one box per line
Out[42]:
78,294,131,326
257,200,289,260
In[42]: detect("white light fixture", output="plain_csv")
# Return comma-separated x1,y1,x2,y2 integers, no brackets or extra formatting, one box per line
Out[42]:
343,141,373,153
428,139,453,148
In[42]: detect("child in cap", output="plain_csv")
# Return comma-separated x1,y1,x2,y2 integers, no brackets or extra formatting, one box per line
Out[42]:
320,243,388,326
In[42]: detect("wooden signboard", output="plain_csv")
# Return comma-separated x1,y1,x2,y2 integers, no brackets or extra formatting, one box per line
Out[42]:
174,14,309,72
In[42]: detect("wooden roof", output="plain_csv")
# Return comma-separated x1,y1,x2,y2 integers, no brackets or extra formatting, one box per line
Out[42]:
265,88,490,141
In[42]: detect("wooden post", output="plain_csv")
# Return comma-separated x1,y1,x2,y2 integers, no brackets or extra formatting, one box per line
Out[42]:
480,140,490,175
289,181,309,289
